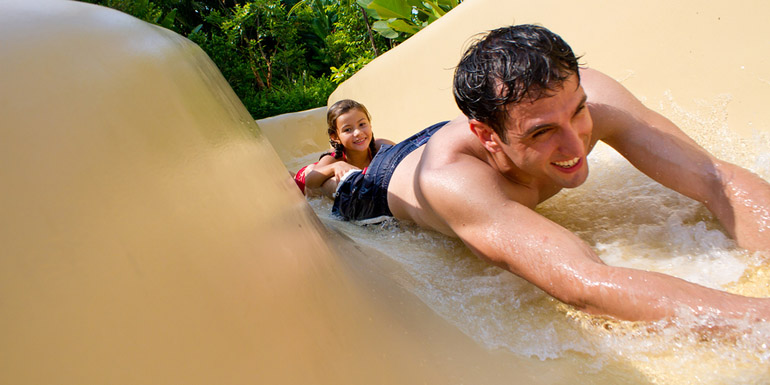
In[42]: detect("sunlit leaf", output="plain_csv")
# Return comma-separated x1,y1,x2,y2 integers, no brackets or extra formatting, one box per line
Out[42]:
372,20,400,39
365,0,413,19
387,19,419,34
436,0,458,8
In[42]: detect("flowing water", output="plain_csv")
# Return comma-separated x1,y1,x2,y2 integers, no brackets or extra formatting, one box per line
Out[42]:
295,94,770,384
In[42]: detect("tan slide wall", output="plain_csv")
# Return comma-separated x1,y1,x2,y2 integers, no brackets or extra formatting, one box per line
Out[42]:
329,0,769,142
0,1,586,384
3,0,768,384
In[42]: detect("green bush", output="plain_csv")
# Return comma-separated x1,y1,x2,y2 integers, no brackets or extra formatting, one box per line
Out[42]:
246,75,336,119
77,0,456,119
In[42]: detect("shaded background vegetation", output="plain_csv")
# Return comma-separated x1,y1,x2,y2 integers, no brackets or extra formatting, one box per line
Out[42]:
78,0,460,119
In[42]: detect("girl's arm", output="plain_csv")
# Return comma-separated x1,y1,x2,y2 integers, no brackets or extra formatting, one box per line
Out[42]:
304,155,360,189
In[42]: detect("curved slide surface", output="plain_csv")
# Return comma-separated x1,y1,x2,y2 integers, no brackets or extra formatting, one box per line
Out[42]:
2,1,768,384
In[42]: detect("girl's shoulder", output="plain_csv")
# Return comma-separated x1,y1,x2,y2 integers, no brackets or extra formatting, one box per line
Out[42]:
316,152,340,166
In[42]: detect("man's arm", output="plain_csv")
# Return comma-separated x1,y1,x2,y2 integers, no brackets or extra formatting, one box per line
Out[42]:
583,68,770,252
418,158,770,322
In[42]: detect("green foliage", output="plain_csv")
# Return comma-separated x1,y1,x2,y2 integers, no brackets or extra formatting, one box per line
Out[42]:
325,0,389,63
289,0,332,42
78,0,453,118
357,0,459,41
189,6,329,119
81,0,177,29
246,74,337,119
201,1,306,90
330,56,372,84
289,0,388,73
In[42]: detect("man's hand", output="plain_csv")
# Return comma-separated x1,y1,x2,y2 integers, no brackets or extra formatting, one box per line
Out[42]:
710,162,770,251
584,68,770,253
420,158,770,321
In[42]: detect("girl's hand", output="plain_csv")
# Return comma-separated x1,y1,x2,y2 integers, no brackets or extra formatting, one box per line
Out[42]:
331,161,360,181
304,157,360,190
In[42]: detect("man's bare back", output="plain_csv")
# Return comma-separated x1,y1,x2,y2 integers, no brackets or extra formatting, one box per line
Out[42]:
334,25,770,322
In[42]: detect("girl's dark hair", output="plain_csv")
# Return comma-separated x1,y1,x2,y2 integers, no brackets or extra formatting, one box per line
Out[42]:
325,99,377,159
453,24,581,143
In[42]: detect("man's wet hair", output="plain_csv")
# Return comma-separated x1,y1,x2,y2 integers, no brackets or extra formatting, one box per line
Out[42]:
453,24,580,143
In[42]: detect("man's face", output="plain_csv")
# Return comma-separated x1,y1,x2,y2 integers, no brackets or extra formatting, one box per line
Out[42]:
500,74,592,189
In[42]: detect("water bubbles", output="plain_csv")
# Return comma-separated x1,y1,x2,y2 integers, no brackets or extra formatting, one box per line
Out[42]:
299,93,770,382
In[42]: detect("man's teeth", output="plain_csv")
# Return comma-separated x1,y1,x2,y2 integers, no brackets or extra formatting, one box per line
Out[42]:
553,157,579,167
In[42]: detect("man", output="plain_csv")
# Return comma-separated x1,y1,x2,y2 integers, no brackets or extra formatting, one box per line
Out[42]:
330,24,770,322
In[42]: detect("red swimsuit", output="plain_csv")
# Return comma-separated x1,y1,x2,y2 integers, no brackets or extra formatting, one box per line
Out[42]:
293,163,313,194
293,150,371,194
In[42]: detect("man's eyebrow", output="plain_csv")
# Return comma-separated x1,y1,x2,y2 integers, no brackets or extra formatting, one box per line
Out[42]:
522,122,554,137
521,94,588,137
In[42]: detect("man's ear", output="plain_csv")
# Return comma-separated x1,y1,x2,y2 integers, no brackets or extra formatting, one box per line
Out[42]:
468,119,503,153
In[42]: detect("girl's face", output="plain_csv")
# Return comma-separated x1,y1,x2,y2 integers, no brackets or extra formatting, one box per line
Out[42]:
332,108,372,154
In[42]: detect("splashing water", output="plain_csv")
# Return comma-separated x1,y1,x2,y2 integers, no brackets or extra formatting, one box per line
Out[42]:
304,94,770,383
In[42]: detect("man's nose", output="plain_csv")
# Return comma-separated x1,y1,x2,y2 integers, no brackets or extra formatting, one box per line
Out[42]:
559,123,587,154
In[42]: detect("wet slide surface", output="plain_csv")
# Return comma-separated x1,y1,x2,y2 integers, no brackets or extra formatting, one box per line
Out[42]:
266,0,770,382
2,0,769,384
0,1,567,384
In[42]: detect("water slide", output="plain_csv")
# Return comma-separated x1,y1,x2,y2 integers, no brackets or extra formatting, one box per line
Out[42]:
2,0,768,384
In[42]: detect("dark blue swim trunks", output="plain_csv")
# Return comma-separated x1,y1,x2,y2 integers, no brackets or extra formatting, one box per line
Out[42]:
332,121,448,223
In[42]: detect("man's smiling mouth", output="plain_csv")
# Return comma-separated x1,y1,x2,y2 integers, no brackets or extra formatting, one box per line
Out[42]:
552,157,580,168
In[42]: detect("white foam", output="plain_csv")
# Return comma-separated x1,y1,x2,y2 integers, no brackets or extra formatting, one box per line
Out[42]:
305,95,770,381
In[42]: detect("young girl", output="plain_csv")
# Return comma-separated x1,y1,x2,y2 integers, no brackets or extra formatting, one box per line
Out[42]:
294,99,393,197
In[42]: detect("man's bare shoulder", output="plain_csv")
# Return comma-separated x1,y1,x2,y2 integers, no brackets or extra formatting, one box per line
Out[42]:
388,118,536,234
580,68,661,142
419,150,536,211
387,119,473,232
